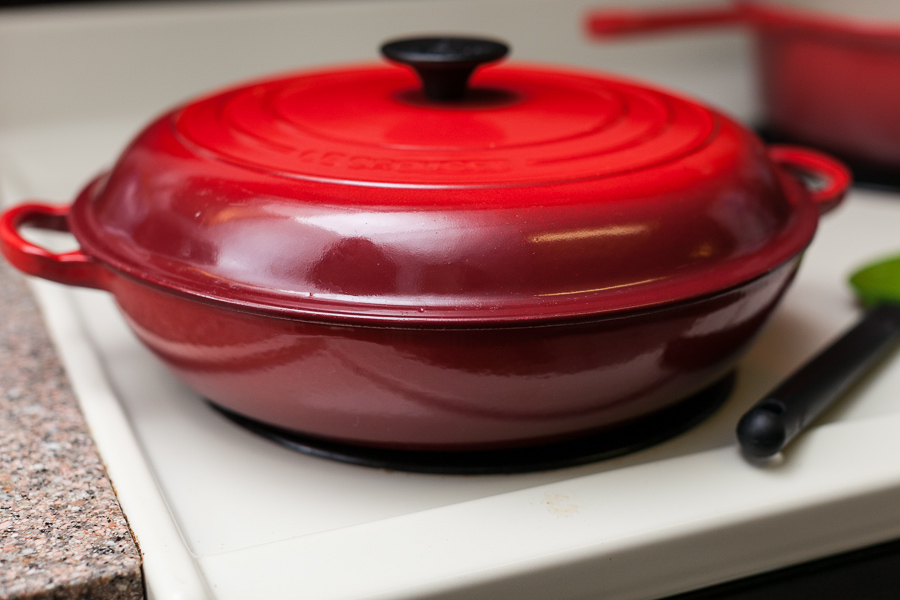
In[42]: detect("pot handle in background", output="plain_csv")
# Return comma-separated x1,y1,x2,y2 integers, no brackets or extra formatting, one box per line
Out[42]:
586,4,746,38
0,202,110,290
768,146,852,214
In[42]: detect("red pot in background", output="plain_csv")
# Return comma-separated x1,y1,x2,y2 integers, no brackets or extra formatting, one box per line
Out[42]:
587,1,900,170
0,38,849,450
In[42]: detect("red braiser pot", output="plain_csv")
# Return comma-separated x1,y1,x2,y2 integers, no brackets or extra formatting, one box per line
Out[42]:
0,37,850,450
587,0,900,170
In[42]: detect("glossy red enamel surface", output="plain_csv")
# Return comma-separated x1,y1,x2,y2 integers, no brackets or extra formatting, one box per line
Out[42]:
109,259,799,449
175,65,716,186
64,60,828,324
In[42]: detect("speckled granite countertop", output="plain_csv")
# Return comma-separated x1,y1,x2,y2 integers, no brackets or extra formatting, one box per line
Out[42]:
0,260,143,599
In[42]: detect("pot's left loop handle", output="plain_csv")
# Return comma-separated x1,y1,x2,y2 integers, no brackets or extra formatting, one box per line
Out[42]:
768,146,851,214
0,203,110,290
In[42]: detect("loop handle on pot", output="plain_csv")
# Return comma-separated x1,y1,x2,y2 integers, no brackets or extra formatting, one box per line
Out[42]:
768,145,851,214
586,4,746,38
0,202,110,290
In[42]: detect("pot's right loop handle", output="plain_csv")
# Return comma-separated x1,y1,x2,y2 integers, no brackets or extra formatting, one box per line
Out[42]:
0,202,110,290
768,146,852,214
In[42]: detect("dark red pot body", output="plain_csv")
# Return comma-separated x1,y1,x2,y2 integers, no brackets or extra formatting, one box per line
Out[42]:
588,1,900,168
107,259,798,449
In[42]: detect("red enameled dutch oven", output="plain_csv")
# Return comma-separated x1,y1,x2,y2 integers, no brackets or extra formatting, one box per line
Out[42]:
0,37,851,450
587,0,900,170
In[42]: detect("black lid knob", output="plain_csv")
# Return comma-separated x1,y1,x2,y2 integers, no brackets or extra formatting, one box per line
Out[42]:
381,36,509,101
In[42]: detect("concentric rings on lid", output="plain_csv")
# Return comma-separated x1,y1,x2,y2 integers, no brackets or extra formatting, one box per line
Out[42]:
174,65,716,188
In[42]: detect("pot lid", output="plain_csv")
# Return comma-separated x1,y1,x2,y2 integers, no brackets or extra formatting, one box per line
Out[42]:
174,42,715,188
70,37,823,325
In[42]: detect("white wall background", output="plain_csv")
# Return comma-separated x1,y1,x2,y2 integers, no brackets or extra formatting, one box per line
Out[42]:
0,0,755,128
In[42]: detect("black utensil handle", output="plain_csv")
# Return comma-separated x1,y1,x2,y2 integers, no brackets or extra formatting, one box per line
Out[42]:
737,303,900,458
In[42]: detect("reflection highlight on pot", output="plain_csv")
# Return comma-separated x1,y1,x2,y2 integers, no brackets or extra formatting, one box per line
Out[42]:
527,223,652,243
